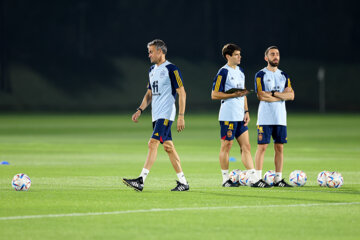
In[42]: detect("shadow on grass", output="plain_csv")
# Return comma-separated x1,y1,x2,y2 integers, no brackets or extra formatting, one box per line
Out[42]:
186,187,360,204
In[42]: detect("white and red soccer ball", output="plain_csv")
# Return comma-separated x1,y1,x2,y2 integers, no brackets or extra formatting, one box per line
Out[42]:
229,169,240,183
12,173,31,191
239,171,250,186
326,171,343,188
263,170,276,186
289,170,307,187
317,171,331,187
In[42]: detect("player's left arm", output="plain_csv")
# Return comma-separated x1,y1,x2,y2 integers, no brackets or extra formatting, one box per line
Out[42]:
274,73,295,101
243,96,250,126
176,86,186,132
273,87,295,101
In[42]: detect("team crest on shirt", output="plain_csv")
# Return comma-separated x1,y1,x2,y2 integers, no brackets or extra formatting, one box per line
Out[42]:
227,130,232,138
258,133,263,141
160,70,166,78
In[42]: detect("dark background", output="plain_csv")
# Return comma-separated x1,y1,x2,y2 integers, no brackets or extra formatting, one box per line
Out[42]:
1,0,359,112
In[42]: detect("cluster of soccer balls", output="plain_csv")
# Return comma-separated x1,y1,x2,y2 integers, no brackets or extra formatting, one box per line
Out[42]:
229,169,253,186
229,169,343,188
317,171,344,188
11,170,344,191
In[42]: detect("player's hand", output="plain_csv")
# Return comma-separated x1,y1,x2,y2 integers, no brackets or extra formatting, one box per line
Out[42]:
283,87,292,92
243,112,250,126
234,89,249,97
131,110,141,123
177,116,185,132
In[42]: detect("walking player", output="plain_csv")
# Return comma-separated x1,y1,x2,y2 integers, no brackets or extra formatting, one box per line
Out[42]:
123,39,189,192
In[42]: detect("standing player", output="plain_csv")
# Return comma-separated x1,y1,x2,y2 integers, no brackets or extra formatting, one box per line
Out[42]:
252,46,295,188
211,43,258,187
123,39,189,192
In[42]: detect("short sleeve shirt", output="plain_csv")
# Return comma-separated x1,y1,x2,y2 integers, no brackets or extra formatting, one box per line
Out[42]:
254,67,292,125
212,64,246,121
148,60,184,122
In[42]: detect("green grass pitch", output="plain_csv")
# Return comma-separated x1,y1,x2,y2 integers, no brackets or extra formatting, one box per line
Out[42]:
0,113,359,239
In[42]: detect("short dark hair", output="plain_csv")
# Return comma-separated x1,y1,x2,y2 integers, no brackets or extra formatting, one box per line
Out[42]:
222,43,241,60
265,46,279,56
147,39,167,55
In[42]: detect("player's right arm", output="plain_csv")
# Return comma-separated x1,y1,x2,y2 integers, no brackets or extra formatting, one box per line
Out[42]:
211,90,247,100
132,89,152,123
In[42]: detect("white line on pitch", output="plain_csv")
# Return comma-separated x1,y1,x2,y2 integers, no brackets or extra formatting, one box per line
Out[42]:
1,202,359,221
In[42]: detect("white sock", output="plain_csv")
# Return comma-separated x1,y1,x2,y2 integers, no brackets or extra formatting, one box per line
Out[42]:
255,170,262,180
221,169,229,184
275,172,282,183
140,168,150,183
177,172,187,185
247,169,259,182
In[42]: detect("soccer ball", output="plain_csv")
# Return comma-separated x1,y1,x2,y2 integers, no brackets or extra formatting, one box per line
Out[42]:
289,170,307,187
326,171,343,188
239,171,250,186
263,170,276,186
317,171,331,187
12,173,31,191
229,169,240,183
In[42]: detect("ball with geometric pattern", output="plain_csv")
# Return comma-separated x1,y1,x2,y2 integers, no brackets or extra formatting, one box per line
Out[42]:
12,173,31,191
317,171,331,187
326,171,343,188
229,169,240,183
239,170,250,186
263,170,276,186
289,170,307,187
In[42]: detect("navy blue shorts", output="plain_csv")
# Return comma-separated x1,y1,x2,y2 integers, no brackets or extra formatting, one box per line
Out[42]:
257,125,287,144
220,121,248,141
151,119,173,144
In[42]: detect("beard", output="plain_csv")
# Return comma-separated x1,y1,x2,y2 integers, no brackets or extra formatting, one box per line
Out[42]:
269,59,279,67
150,58,158,64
